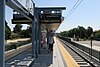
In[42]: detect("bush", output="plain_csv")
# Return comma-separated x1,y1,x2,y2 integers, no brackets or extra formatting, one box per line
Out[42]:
10,33,20,39
94,32,100,38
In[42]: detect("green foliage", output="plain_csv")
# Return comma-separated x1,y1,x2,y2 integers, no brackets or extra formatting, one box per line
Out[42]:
78,26,86,38
10,33,20,39
86,26,93,38
59,26,94,40
13,24,23,35
60,31,68,37
67,29,74,37
5,40,31,51
5,21,11,40
5,23,31,39
73,28,80,36
20,26,32,38
94,30,100,38
13,25,31,38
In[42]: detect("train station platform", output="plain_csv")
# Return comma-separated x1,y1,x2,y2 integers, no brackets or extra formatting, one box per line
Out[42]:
5,37,79,67
74,40,100,51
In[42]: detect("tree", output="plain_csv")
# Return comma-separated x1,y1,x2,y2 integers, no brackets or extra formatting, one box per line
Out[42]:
73,28,80,37
20,26,32,38
94,30,100,38
95,32,100,38
26,26,32,35
68,29,74,37
10,33,20,39
59,26,94,40
13,24,23,35
5,21,11,40
86,26,93,38
77,26,87,38
60,31,68,37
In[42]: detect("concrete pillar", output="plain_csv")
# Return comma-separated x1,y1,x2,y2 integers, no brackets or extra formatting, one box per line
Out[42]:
0,0,5,67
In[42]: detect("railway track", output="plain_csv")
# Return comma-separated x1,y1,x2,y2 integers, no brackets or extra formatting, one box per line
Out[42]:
59,38,99,67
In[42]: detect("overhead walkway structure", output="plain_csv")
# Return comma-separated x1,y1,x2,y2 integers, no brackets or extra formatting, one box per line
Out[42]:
0,0,80,67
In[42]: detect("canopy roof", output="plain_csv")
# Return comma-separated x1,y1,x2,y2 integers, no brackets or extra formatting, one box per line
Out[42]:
36,7,66,31
12,7,66,31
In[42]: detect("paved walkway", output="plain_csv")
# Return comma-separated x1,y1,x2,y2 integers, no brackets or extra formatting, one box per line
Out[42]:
6,38,30,44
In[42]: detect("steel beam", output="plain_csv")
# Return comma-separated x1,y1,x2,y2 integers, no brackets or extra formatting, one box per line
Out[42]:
6,0,34,21
36,7,66,11
0,0,5,67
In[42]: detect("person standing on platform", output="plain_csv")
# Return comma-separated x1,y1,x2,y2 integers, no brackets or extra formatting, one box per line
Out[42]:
41,33,46,49
48,34,55,51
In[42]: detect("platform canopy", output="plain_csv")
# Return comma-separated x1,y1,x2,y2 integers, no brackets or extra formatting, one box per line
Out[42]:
36,7,66,31
11,6,66,32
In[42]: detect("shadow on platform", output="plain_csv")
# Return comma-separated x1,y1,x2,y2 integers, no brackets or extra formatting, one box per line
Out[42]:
5,48,32,67
5,48,53,67
32,49,53,67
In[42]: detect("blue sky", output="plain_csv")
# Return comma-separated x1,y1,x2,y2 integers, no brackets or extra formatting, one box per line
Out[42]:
6,0,100,32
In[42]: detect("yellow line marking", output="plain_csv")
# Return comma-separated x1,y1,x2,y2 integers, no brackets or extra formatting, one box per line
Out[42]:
54,37,80,67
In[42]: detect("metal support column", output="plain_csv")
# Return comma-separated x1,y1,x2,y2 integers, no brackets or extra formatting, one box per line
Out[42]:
46,28,49,48
35,21,38,58
0,0,5,67
35,9,38,58
38,23,41,54
90,35,93,60
32,20,36,57
32,3,35,57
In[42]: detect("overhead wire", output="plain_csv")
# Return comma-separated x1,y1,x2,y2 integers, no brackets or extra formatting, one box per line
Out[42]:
64,0,83,21
65,0,80,19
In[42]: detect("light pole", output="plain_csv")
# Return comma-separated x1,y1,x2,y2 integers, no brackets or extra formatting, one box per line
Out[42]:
90,34,93,60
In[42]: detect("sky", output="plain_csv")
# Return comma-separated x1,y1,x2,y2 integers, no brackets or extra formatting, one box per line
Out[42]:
6,0,100,32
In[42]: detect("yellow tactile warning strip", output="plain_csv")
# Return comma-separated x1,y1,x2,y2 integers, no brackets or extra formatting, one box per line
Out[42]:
54,37,80,67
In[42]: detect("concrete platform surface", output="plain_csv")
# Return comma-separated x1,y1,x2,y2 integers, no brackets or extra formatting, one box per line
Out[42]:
5,40,66,67
74,40,100,51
